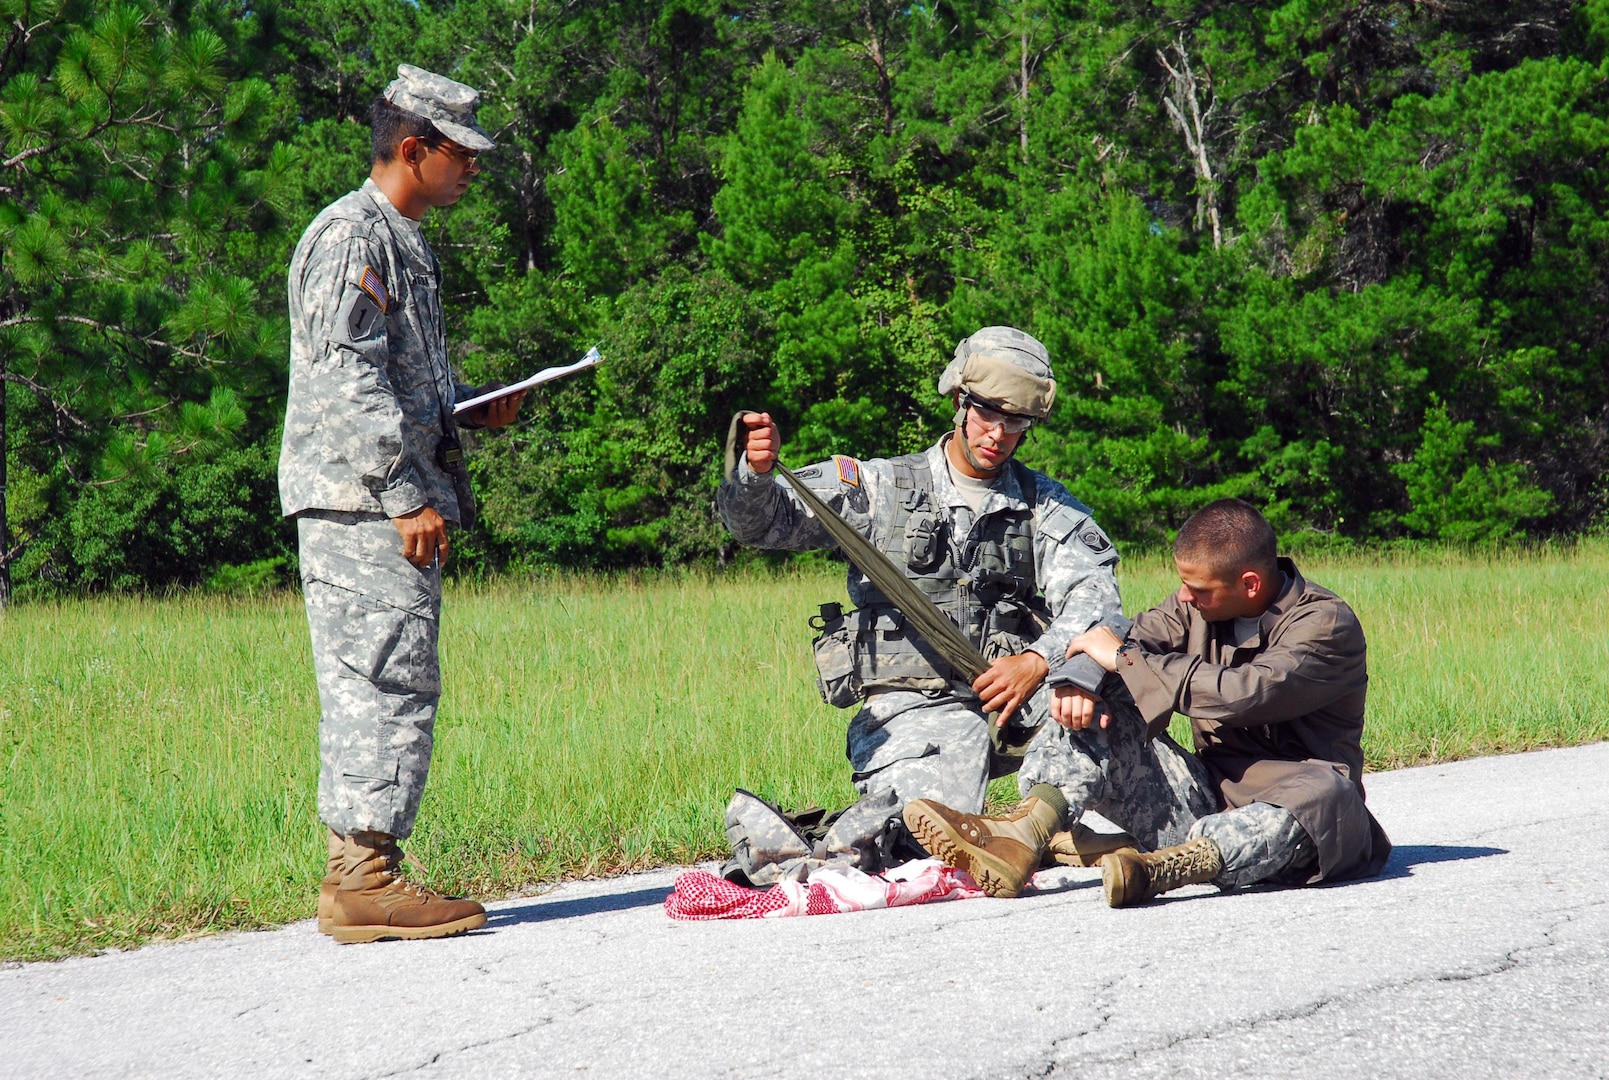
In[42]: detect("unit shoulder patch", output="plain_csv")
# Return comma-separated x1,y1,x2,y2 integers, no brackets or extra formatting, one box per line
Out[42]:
337,283,385,343
1078,526,1112,554
834,456,860,487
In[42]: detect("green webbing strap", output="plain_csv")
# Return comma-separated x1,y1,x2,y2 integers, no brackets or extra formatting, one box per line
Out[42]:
725,414,1036,767
726,412,989,684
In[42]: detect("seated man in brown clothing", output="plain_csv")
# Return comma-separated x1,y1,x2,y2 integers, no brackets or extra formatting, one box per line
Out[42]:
906,497,1392,906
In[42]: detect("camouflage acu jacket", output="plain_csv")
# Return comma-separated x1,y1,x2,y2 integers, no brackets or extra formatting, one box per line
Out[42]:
717,436,1124,668
278,178,473,524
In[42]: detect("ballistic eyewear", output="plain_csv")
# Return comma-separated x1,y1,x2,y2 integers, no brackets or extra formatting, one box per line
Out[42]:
964,393,1035,435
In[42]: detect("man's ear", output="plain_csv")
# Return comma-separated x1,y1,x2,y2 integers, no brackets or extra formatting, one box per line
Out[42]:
398,135,425,168
1240,568,1264,599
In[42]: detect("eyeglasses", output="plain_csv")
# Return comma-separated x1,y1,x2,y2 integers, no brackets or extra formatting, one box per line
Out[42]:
425,140,481,170
964,394,1035,435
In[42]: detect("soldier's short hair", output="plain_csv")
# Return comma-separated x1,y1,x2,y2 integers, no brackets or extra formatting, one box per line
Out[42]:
370,96,443,164
1174,498,1279,580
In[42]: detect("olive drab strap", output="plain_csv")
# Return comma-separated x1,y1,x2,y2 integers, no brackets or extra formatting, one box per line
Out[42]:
722,413,1039,765
723,412,989,686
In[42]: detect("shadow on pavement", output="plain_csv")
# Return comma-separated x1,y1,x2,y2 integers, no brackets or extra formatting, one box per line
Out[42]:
1026,874,1103,897
486,886,669,928
1377,844,1508,880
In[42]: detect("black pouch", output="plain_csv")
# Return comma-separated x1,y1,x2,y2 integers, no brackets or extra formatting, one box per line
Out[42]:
435,435,464,470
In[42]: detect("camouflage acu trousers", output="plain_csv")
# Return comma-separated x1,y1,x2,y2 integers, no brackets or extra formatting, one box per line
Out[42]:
728,678,1316,889
1190,800,1318,888
298,511,442,840
1021,687,1318,888
749,682,1056,874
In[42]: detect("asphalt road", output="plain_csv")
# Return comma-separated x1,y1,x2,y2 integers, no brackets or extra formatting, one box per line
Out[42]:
5,743,1606,1079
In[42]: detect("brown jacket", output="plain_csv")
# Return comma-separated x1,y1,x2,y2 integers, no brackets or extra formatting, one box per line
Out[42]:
1116,558,1391,882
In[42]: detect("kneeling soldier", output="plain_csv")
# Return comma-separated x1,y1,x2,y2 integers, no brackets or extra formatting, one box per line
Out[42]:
719,328,1204,885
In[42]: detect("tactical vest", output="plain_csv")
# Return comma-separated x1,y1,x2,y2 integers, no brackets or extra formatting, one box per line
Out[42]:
812,453,1052,707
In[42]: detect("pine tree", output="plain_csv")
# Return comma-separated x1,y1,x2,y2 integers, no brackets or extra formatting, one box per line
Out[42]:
0,0,293,601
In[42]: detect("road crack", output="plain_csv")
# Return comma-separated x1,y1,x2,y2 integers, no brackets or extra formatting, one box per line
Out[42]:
1015,902,1605,1078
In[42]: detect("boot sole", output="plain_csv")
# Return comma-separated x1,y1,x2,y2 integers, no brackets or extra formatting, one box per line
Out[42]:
903,804,962,865
318,880,338,935
330,911,487,944
903,804,1027,899
1099,853,1142,907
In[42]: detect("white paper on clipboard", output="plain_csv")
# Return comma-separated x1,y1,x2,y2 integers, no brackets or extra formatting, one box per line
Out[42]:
452,346,603,415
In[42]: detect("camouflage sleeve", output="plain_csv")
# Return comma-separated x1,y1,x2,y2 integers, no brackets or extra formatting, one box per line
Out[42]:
1024,480,1123,667
295,228,425,518
716,453,879,552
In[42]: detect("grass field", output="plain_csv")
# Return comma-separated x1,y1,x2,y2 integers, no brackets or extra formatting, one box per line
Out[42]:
2,545,1606,961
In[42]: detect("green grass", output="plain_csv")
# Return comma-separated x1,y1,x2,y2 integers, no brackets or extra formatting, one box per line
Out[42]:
2,545,1606,960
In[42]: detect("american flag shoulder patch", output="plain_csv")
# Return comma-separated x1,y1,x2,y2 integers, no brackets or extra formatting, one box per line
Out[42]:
357,266,389,311
834,455,860,487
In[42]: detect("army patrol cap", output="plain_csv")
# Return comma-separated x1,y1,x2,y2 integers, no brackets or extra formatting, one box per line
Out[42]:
937,326,1056,419
383,64,496,152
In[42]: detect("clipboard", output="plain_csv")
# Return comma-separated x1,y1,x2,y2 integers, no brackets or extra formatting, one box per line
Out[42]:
452,346,603,415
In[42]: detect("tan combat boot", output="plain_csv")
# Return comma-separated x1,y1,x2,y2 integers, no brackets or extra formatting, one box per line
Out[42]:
316,826,342,935
903,784,1068,898
329,831,487,944
1045,822,1141,868
1100,836,1223,907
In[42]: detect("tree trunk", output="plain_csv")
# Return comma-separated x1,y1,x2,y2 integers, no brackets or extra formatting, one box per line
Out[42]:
862,2,895,137
1157,38,1222,250
1019,25,1030,162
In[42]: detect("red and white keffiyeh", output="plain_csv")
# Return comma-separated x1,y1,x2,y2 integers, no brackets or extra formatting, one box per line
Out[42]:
664,858,985,921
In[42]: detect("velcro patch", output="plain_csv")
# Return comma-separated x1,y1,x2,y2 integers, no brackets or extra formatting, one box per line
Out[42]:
358,265,389,312
835,455,860,487
1079,526,1112,554
338,285,384,342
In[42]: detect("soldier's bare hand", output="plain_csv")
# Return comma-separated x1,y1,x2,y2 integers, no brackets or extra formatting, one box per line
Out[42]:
973,651,1049,727
394,506,449,569
741,411,780,474
1066,625,1125,673
462,387,526,428
1052,685,1108,730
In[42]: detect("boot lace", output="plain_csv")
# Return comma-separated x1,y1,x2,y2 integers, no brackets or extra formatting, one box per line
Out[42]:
1149,838,1221,891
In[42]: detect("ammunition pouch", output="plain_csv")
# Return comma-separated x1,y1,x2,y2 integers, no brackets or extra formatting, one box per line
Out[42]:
980,596,1049,663
809,602,861,709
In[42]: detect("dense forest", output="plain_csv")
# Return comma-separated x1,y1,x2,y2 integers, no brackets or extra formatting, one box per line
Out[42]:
2,0,1606,601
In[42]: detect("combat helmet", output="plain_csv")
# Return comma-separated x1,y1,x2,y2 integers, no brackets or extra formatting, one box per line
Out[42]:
937,326,1056,421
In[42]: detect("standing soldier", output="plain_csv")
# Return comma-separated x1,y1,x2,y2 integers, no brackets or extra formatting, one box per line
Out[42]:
718,328,1209,888
279,65,525,943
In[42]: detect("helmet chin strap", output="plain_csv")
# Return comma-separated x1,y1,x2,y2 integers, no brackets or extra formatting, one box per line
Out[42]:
955,419,1010,477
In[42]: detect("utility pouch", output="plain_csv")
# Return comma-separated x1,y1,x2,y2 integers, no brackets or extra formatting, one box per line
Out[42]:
903,493,945,572
981,597,1051,662
809,602,861,709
